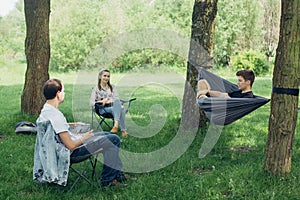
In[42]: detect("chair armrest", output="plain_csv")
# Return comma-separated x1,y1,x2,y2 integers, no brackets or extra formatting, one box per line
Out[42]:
120,98,137,104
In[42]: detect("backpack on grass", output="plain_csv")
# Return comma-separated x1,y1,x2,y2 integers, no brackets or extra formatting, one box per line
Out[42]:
15,121,37,134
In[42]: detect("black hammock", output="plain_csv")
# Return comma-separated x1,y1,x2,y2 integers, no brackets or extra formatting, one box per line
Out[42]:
197,68,270,126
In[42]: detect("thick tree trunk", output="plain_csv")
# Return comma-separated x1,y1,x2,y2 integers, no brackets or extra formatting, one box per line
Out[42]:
181,0,218,129
263,0,300,175
21,0,50,115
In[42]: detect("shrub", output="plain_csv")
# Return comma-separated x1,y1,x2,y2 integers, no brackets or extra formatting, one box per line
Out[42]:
109,49,186,72
230,50,270,76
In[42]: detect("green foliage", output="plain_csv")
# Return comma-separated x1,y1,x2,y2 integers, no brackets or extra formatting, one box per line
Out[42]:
153,0,193,34
48,0,193,72
260,0,281,61
215,0,246,59
109,49,186,72
0,0,280,74
49,0,108,71
231,50,270,76
215,0,279,68
0,1,25,64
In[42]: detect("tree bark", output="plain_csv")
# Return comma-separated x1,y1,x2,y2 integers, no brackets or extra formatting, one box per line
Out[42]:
263,0,300,175
181,0,218,129
22,0,50,115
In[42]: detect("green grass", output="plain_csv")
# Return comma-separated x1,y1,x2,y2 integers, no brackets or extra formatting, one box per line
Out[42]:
0,71,300,200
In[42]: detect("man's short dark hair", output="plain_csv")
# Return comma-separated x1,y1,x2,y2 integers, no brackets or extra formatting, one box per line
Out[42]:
236,70,255,87
43,79,62,100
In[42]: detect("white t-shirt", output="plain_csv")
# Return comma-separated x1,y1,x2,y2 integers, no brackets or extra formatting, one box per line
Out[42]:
37,103,82,141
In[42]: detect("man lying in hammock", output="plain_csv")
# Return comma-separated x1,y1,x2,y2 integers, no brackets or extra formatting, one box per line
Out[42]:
197,69,255,99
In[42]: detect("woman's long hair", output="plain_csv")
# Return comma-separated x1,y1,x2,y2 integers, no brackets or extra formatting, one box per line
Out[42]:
97,69,113,92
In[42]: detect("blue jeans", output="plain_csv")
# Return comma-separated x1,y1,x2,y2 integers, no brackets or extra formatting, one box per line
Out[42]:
70,132,124,185
98,100,126,131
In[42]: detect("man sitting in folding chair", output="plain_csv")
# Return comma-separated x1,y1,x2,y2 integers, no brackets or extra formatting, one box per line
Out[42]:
90,68,135,137
33,79,128,189
35,120,104,191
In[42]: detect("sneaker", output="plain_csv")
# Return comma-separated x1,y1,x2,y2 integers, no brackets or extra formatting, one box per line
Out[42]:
102,179,128,188
121,131,128,137
125,174,137,181
117,173,137,182
110,126,118,134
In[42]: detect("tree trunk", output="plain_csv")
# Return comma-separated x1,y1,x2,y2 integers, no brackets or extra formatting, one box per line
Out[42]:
263,0,300,175
22,0,50,115
181,0,218,129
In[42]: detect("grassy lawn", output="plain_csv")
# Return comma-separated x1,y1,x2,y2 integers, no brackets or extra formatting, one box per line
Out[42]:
0,70,299,199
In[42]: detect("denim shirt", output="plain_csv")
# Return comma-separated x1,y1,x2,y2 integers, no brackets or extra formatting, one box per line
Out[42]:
33,120,70,186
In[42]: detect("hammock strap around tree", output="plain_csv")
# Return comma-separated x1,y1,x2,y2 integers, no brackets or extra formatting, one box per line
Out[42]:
272,87,299,96
197,68,270,126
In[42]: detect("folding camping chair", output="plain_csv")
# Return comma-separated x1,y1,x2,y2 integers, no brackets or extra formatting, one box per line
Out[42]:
34,120,103,192
92,98,136,130
68,137,103,192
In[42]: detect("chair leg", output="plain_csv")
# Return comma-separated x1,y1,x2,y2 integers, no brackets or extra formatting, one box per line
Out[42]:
68,165,93,192
68,158,98,192
93,113,103,130
100,118,113,129
93,112,113,130
68,153,102,192
92,109,94,129
90,154,101,187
